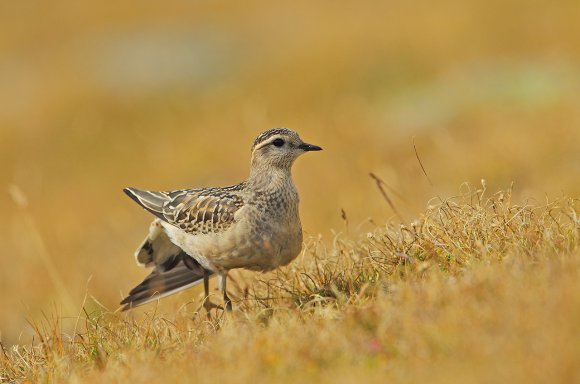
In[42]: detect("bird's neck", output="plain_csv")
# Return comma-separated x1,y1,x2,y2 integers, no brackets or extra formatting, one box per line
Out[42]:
247,164,294,191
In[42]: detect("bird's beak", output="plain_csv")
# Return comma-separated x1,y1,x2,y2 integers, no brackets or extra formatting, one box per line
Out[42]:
298,142,323,151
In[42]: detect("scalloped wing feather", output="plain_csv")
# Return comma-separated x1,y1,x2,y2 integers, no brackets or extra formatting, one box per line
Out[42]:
124,185,245,235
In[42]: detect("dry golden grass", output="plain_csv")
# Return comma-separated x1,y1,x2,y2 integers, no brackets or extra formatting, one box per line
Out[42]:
2,1,580,382
2,185,579,383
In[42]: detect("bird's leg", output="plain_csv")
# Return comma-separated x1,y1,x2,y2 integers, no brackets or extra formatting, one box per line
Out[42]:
218,271,233,311
202,270,222,314
204,270,210,298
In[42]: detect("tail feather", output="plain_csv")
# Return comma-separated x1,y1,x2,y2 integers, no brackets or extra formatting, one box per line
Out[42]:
121,253,213,311
125,256,199,298
122,191,216,311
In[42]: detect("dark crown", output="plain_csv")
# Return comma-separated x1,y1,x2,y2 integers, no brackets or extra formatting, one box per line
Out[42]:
252,128,295,149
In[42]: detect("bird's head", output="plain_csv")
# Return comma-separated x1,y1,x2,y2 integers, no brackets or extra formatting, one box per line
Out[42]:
250,128,322,171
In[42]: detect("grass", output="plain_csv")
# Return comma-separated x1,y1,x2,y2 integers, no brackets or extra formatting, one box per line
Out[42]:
2,183,579,383
2,1,580,382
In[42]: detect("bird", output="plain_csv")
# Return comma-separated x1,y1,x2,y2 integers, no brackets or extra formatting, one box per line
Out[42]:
120,128,322,311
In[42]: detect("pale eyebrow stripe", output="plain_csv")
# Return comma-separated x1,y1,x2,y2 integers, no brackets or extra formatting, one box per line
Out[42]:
253,136,283,151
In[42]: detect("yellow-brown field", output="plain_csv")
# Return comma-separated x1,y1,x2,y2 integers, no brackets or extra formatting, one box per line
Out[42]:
1,1,579,382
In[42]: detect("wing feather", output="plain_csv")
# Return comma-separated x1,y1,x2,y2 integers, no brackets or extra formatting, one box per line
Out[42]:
123,185,245,234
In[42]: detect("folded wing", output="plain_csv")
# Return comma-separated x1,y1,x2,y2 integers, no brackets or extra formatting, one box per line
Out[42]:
123,186,245,234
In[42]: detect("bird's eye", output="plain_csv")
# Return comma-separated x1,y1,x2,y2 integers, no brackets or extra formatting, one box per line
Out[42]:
272,138,285,147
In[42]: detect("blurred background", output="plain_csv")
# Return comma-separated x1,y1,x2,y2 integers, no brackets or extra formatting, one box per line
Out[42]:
1,0,579,345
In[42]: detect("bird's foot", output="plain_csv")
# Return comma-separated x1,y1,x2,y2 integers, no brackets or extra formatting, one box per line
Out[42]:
224,294,233,312
201,298,223,319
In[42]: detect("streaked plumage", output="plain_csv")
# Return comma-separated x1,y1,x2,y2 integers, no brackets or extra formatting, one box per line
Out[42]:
121,128,321,311
124,185,245,235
